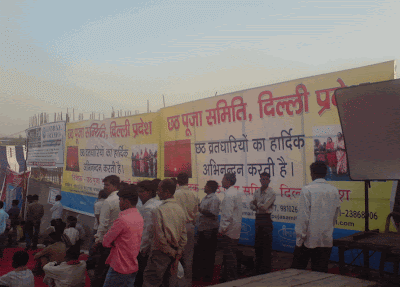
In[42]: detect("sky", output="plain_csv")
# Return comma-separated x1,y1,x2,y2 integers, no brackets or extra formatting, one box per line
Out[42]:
1,0,399,137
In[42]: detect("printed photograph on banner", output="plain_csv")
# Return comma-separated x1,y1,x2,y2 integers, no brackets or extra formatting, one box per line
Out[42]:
66,146,79,172
313,125,350,181
131,143,158,178
164,139,192,178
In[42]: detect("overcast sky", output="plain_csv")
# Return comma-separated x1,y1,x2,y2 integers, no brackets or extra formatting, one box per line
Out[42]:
1,0,398,136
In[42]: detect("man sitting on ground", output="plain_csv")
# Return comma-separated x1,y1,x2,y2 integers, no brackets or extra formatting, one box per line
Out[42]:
43,251,86,287
33,232,67,275
0,250,34,287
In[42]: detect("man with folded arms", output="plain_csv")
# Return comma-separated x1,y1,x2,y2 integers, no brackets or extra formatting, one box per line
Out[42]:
250,172,276,275
134,180,161,287
143,179,187,287
193,180,220,282
102,184,144,286
218,172,243,283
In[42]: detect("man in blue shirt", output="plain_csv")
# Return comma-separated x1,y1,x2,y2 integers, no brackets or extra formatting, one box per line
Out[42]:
0,200,10,258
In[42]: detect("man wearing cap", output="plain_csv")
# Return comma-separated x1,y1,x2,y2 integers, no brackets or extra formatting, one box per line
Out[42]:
218,172,243,283
143,179,187,287
102,184,144,287
174,173,199,287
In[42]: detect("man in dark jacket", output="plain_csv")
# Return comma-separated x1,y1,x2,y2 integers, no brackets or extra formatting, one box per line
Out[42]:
25,194,44,250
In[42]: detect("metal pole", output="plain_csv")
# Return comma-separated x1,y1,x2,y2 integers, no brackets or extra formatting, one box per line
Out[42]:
365,180,370,232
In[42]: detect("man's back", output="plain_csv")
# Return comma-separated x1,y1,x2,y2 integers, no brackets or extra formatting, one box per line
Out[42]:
27,202,44,221
174,185,199,224
296,178,340,248
219,187,243,240
152,198,187,257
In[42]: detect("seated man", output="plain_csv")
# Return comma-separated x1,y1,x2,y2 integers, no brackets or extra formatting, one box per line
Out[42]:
63,221,79,257
0,250,34,287
33,233,67,274
43,251,86,287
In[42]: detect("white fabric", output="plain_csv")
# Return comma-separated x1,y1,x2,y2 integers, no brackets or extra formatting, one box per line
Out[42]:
93,199,105,230
218,186,243,240
250,187,276,214
50,201,63,220
75,223,86,240
95,190,121,243
139,197,162,255
43,261,86,287
0,269,34,287
64,227,79,246
295,178,341,248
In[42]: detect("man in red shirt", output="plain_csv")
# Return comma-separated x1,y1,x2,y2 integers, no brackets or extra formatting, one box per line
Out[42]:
102,184,144,287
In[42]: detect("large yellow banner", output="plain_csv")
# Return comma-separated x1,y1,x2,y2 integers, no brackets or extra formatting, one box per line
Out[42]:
61,61,396,251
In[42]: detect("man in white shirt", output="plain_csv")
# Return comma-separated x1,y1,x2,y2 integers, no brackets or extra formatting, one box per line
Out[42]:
174,173,199,287
0,250,34,287
218,173,243,283
93,175,121,287
43,251,86,287
134,180,161,287
291,161,341,273
250,172,276,275
50,195,63,220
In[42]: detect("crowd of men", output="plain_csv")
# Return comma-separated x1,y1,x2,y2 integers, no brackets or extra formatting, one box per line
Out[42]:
0,161,341,287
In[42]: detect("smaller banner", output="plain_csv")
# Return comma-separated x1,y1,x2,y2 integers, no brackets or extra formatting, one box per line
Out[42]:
26,121,66,168
48,187,61,205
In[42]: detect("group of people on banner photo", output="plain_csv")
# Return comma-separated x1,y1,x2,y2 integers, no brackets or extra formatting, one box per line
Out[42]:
314,132,348,181
131,147,157,178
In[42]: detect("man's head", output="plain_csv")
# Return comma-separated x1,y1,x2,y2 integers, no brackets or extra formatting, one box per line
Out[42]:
103,175,120,195
157,179,176,200
67,216,77,224
49,232,62,244
137,180,155,204
204,180,219,194
118,184,139,211
32,194,39,201
12,200,19,206
55,195,62,201
0,201,3,209
310,161,328,180
177,173,189,186
26,195,33,203
98,189,108,200
260,172,271,188
12,251,29,269
222,173,236,189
